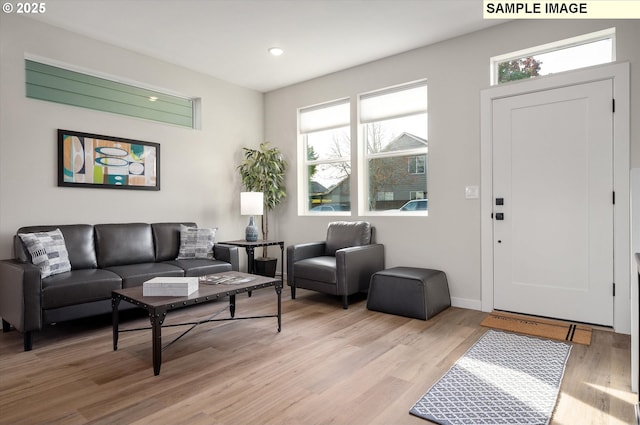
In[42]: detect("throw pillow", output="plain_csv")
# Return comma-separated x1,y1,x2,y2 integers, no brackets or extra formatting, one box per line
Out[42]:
176,225,217,260
18,228,72,278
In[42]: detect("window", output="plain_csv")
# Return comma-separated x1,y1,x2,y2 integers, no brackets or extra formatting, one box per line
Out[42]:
377,192,394,201
25,57,198,128
491,28,615,85
299,99,351,214
359,81,428,214
408,156,426,174
410,191,426,200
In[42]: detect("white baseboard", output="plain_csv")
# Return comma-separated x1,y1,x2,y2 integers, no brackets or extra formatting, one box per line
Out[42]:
451,297,482,311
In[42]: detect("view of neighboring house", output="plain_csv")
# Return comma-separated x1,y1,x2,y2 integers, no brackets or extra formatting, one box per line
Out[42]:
309,132,427,211
369,132,428,210
309,176,350,210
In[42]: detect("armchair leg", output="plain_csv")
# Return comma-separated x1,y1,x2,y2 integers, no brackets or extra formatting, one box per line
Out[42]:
2,319,10,333
342,295,349,309
24,331,32,351
291,284,296,300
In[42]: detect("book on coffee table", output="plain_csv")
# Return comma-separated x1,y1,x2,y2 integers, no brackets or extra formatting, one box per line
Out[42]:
143,277,199,296
199,273,255,285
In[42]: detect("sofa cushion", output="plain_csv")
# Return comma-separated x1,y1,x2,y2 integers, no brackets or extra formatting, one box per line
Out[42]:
325,221,371,256
41,268,122,309
95,223,155,268
176,225,217,260
152,222,197,262
105,262,183,288
16,224,97,270
165,258,232,277
18,229,72,279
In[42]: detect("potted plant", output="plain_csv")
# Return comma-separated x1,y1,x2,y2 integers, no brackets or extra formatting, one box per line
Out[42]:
237,142,287,277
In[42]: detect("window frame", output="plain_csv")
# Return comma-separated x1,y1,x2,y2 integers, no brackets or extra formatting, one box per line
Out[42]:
408,155,426,174
357,80,428,217
490,28,616,86
298,98,352,216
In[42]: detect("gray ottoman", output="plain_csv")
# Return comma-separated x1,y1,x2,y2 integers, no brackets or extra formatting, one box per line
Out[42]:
367,267,450,320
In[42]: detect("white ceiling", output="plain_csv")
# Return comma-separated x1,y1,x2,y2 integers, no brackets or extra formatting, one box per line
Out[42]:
29,0,505,92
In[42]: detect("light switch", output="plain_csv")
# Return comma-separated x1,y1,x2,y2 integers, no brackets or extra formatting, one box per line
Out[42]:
465,186,479,199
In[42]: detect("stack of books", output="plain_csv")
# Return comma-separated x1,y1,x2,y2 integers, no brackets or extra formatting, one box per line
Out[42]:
143,277,199,296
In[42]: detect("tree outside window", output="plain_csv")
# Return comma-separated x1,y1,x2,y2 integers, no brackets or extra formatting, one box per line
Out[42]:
493,30,614,85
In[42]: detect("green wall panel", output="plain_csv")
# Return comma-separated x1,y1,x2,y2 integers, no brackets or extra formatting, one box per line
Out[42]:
25,60,194,128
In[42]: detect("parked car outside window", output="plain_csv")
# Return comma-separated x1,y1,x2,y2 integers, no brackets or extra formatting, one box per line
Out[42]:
310,204,350,212
398,199,428,211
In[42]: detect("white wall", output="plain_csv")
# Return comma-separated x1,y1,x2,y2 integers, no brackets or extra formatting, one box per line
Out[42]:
2,15,639,314
264,19,640,310
631,168,640,391
0,15,264,260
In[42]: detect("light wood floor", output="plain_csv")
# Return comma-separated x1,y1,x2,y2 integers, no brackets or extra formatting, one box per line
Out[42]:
0,287,636,425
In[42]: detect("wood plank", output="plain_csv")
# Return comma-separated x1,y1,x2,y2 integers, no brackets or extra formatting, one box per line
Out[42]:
0,288,636,424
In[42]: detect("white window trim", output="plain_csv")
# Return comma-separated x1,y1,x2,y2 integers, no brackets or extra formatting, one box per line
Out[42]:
490,27,616,85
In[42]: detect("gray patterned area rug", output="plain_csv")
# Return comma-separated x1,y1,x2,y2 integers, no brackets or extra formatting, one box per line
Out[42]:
410,330,572,425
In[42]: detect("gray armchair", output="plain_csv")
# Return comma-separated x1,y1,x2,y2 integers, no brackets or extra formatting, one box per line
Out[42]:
287,221,385,308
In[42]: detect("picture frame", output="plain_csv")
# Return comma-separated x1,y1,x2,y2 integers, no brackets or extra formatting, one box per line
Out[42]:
58,129,160,191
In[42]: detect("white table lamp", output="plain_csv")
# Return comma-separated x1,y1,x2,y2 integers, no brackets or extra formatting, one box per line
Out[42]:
241,192,264,242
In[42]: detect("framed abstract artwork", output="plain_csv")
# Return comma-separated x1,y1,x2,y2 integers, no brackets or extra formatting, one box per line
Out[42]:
58,129,160,190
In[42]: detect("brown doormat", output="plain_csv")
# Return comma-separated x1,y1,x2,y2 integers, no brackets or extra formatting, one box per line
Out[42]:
480,311,592,345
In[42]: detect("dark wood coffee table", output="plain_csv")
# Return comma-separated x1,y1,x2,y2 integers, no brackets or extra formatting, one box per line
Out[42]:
111,271,281,375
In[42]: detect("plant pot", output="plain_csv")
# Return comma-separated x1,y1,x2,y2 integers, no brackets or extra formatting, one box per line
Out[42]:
254,257,277,278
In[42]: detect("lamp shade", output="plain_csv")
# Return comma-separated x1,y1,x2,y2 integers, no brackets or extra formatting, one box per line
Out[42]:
240,192,264,216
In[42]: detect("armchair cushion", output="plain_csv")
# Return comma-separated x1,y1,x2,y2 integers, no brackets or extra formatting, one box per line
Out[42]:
325,221,371,256
294,256,337,284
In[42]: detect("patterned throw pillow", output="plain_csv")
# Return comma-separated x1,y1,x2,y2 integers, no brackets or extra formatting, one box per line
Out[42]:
176,225,217,260
18,228,72,278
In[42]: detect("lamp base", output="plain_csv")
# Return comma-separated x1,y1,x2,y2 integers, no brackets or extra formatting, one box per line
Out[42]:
245,216,259,242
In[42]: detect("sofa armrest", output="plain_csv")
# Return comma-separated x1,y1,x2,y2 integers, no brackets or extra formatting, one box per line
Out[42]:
286,242,326,284
336,244,385,295
0,259,42,333
213,244,240,271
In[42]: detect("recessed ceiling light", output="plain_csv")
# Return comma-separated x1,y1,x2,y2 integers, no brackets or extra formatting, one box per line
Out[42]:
268,47,284,57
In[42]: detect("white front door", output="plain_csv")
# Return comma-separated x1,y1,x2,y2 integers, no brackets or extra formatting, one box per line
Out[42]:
492,79,614,326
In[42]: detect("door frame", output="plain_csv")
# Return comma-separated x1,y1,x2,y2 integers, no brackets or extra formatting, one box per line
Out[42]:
480,62,630,334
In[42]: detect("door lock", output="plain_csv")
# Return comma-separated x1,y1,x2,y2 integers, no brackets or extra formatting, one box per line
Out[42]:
495,213,504,220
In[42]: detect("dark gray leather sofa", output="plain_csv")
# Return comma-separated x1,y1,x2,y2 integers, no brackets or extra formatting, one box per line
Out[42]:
0,222,239,351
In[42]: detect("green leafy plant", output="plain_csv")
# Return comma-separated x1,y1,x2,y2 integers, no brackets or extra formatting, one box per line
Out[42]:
237,142,287,256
